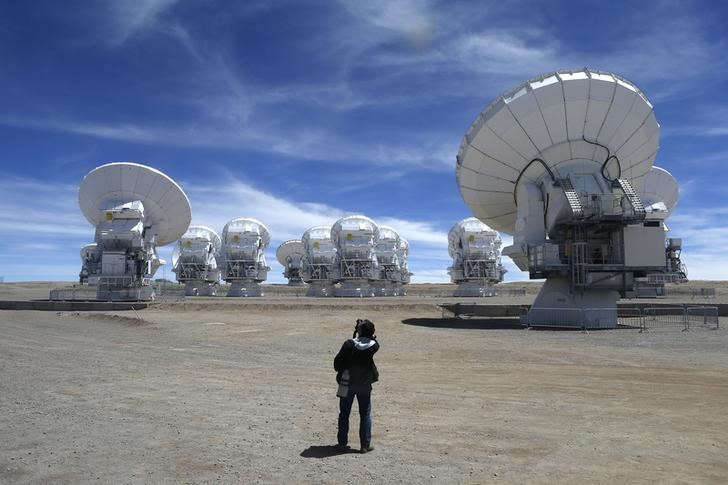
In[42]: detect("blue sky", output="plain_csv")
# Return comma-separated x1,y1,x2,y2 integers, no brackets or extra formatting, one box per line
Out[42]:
1,0,727,283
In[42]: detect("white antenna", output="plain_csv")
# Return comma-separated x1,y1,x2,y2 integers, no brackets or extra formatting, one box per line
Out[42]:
276,240,307,286
77,162,191,301
78,243,99,285
447,217,505,296
331,215,379,297
172,225,222,296
634,167,688,294
301,226,336,297
373,225,402,296
636,166,679,220
457,69,672,328
219,218,271,297
397,237,412,293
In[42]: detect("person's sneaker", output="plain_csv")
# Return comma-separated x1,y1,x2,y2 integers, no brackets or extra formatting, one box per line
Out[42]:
336,444,352,452
360,444,375,453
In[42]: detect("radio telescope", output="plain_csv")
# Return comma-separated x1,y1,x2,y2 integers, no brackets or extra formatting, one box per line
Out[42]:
301,226,336,297
373,226,402,296
397,237,412,294
457,69,673,328
78,162,191,301
331,215,379,297
634,167,688,294
637,166,679,221
276,240,307,286
447,217,506,297
220,218,271,297
172,225,221,296
79,243,101,285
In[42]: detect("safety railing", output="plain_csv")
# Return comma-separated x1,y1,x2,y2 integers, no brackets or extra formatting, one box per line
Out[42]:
639,305,719,331
522,305,721,331
49,287,97,301
661,287,716,299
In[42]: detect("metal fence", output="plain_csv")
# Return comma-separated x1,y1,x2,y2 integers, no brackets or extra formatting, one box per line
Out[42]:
522,305,720,331
662,287,717,299
50,285,189,302
49,287,97,301
631,305,720,331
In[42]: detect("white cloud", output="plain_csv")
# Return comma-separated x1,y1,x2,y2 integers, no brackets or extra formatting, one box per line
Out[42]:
0,176,90,238
105,0,179,46
667,207,728,280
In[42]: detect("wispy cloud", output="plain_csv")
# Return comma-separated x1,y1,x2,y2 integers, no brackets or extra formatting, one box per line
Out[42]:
103,0,179,47
0,176,89,238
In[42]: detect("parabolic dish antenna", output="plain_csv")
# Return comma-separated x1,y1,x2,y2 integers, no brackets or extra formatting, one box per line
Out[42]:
222,218,271,247
171,225,221,268
301,226,336,297
276,239,306,286
276,240,306,266
331,214,379,298
636,166,679,218
172,225,222,296
331,214,379,243
78,162,191,245
447,217,497,258
456,69,659,235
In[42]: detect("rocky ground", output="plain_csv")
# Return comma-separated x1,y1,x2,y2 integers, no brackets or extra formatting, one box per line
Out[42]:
1,283,727,483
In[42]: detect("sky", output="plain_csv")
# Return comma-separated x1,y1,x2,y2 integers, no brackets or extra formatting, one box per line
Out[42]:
1,0,727,283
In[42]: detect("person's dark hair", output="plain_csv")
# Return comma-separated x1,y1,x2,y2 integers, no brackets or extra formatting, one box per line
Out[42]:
357,319,375,338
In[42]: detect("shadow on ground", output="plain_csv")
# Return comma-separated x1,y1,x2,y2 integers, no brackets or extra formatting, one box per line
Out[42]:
300,445,358,458
401,317,523,330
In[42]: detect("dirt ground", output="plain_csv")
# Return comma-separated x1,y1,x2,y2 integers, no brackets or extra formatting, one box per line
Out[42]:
1,284,727,483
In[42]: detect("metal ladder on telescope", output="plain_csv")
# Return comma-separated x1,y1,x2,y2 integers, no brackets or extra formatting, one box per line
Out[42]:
571,224,588,290
614,178,646,218
558,177,584,218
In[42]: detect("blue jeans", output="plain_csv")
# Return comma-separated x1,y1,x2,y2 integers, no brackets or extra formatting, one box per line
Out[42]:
337,385,371,448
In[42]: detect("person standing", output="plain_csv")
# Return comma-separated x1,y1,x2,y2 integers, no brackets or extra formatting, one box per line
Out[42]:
334,318,379,453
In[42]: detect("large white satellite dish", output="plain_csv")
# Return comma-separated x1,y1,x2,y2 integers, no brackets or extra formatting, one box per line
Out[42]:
457,70,658,235
78,243,100,285
373,225,402,296
457,69,674,328
220,217,271,297
76,162,191,301
633,166,687,292
301,226,336,297
276,240,306,286
636,166,679,219
172,225,222,296
447,217,505,297
397,237,412,290
79,162,191,246
331,215,379,297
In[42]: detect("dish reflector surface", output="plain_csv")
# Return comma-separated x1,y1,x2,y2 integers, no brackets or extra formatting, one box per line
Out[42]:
456,70,659,234
635,166,679,217
447,217,498,257
276,240,306,265
78,162,191,245
222,218,271,246
331,215,379,241
182,225,222,252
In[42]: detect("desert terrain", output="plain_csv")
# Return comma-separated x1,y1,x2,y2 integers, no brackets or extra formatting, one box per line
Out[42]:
1,282,727,484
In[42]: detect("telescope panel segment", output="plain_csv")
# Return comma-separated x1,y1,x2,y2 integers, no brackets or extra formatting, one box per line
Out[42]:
276,240,306,266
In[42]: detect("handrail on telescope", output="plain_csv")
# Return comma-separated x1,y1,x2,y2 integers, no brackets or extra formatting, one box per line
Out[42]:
513,158,556,205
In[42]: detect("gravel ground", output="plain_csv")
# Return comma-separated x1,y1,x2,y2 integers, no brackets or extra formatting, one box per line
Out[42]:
1,284,727,483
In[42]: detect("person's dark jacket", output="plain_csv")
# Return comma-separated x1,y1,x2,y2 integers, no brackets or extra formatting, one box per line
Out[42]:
334,336,379,386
